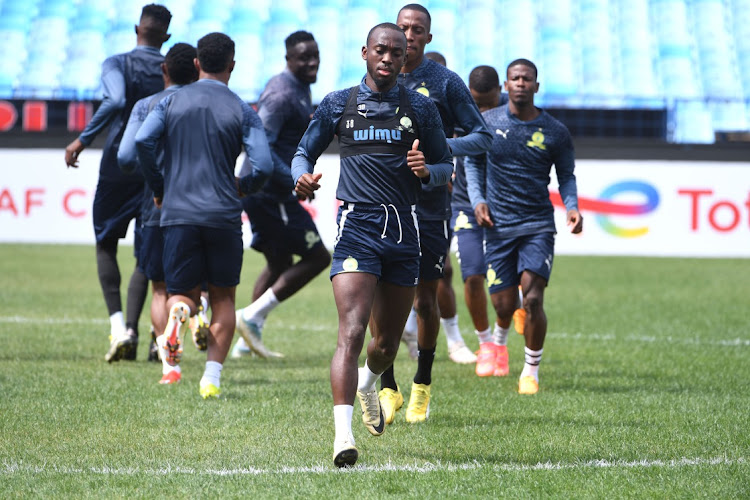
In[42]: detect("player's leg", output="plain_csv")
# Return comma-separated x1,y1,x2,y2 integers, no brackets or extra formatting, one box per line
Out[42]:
123,219,148,360
438,251,475,363
455,223,491,349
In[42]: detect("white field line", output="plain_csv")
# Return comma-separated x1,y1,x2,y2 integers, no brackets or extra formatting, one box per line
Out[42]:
0,456,745,476
3,316,748,346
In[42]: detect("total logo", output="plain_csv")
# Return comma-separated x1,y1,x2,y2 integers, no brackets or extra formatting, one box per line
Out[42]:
552,180,660,238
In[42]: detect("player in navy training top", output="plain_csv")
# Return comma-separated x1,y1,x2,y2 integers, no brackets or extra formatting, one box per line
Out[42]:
117,42,199,379
377,4,493,426
64,4,172,363
232,31,331,361
136,32,273,398
465,59,583,396
291,23,453,468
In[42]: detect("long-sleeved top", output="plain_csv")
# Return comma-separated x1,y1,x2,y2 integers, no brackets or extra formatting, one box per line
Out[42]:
291,79,453,207
397,57,492,220
135,79,273,229
79,46,164,183
465,104,579,239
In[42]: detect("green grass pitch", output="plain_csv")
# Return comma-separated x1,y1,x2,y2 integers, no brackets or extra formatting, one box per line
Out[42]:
0,244,747,498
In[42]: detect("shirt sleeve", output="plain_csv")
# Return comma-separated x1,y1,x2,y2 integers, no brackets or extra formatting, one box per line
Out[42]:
79,57,127,146
257,94,286,149
135,95,169,198
237,104,274,195
554,131,579,212
465,152,487,209
117,97,149,174
290,93,341,185
444,76,493,157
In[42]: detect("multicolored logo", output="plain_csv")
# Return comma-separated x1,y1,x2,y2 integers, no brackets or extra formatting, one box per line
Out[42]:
552,180,660,238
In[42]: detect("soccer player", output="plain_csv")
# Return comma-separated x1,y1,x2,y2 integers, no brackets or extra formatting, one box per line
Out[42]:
377,3,493,425
465,58,583,395
135,32,274,398
64,4,172,362
117,42,199,381
231,30,331,360
291,23,453,467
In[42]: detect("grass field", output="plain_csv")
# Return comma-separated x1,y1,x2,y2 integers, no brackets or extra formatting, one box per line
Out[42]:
0,243,748,498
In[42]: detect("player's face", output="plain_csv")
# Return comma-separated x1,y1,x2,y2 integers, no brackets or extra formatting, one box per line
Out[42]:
362,28,406,91
471,87,501,113
287,40,320,84
504,64,539,106
396,9,432,64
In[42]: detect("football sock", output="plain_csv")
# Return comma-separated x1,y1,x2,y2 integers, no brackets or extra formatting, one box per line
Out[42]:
441,314,464,345
96,239,121,316
413,347,436,385
242,288,278,322
380,364,397,391
125,266,148,336
357,361,380,392
200,295,209,313
333,405,354,443
109,311,126,336
521,347,543,381
403,307,417,335
493,324,510,346
475,326,492,344
201,361,223,388
162,359,181,376
517,286,524,308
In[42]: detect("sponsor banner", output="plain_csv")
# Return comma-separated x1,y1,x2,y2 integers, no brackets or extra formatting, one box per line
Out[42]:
0,150,748,257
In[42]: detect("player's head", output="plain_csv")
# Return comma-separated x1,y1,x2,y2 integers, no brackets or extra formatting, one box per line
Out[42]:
362,23,407,91
469,65,501,112
396,4,432,65
196,32,235,76
505,58,539,105
285,31,319,84
136,4,171,48
164,43,198,86
425,51,446,67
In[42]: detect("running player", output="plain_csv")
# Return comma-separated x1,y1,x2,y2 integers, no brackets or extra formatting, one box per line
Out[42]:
291,23,453,467
64,4,172,362
117,42,199,381
465,59,583,395
231,30,331,360
135,32,274,398
378,4,493,425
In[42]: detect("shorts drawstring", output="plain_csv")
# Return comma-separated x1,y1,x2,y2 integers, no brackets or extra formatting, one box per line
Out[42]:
380,203,403,244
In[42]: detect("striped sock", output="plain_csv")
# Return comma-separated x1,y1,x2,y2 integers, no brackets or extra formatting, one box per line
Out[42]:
521,347,543,381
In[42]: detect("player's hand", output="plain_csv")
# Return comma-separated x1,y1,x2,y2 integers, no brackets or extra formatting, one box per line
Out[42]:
295,172,322,200
65,138,84,168
474,203,493,227
408,139,429,178
153,196,162,209
567,209,583,234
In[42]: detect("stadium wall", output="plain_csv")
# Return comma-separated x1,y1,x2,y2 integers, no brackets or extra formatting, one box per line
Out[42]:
1,149,748,258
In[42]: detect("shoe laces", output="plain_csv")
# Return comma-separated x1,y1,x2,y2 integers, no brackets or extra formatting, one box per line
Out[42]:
411,387,429,410
362,390,380,417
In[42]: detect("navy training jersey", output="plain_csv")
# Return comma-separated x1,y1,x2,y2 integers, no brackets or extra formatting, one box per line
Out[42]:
291,80,453,207
81,47,165,183
239,69,314,200
397,57,492,220
136,79,273,229
465,105,579,239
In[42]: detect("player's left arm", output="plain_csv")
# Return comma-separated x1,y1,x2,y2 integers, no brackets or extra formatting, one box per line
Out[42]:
117,98,149,174
413,96,453,185
238,104,274,196
444,77,493,157
554,129,583,234
135,96,169,205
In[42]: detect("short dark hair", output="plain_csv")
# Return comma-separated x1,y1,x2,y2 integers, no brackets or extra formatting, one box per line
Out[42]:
197,32,235,74
425,51,446,67
399,3,431,29
507,58,538,80
285,30,315,52
141,4,171,29
469,65,500,93
366,22,405,47
165,43,197,85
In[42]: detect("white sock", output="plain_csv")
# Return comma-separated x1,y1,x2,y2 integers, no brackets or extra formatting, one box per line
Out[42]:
333,405,354,443
242,288,279,322
493,324,510,346
517,286,524,309
200,360,223,388
357,360,381,392
162,360,181,376
110,311,126,336
475,327,492,344
441,315,464,346
520,347,543,381
200,294,209,312
403,307,417,335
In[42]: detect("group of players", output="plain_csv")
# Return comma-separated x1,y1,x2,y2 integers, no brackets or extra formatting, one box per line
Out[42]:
63,3,583,467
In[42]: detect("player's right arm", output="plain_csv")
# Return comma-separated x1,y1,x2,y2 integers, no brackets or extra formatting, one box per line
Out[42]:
465,151,493,227
135,95,170,203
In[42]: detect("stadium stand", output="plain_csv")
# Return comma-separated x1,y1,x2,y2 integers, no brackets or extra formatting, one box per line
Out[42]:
0,0,748,143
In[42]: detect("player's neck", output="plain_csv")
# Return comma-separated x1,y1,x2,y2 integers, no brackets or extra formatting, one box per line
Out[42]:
509,102,540,122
